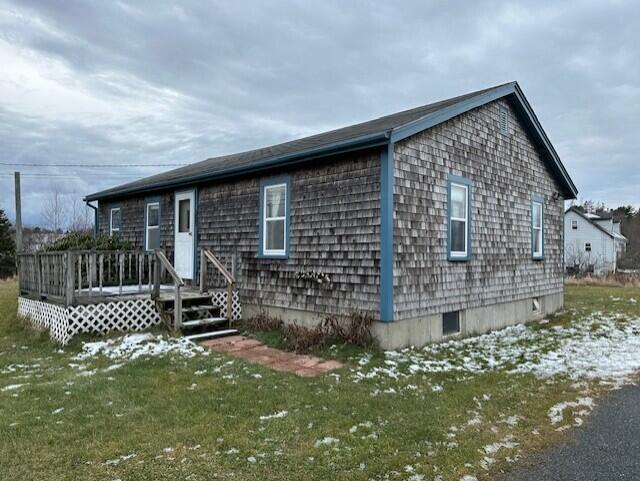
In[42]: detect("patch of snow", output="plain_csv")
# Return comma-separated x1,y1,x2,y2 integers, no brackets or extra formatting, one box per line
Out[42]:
73,333,203,362
259,410,288,421
352,314,640,386
1,384,27,392
103,453,136,466
314,437,339,448
548,397,594,424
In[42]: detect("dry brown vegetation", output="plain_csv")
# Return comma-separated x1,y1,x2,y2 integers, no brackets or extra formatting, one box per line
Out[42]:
241,311,375,351
565,272,640,287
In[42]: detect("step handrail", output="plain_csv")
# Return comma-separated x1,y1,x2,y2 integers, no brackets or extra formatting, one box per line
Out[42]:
153,249,184,331
199,248,235,322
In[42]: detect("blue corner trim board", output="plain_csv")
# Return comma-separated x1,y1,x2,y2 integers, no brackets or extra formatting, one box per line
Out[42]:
143,196,161,251
380,144,394,322
447,174,473,262
257,176,291,260
531,194,545,260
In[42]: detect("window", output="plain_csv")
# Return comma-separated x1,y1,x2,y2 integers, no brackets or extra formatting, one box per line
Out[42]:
585,242,592,252
532,297,540,313
145,202,160,250
442,311,460,336
178,199,191,233
448,175,472,261
260,177,290,257
531,197,544,259
499,105,509,134
109,207,121,235
571,220,578,230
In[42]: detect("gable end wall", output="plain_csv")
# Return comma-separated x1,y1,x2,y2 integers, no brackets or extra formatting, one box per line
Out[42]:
393,98,565,321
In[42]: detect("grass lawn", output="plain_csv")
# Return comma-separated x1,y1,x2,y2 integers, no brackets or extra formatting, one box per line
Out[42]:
1,280,639,481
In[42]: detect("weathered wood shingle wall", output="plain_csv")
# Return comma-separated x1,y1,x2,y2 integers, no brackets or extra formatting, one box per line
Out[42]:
198,151,381,315
393,99,564,320
97,193,174,257
97,151,381,316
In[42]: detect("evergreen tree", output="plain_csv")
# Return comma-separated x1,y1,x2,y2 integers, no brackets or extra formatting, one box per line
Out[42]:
0,209,16,279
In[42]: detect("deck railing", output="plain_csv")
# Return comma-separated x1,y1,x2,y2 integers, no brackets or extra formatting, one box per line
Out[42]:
18,250,164,306
200,248,236,323
152,250,184,331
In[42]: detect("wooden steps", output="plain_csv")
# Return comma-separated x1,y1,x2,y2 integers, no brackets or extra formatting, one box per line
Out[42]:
154,288,237,341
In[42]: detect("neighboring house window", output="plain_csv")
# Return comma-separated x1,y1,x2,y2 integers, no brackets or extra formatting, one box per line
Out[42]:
145,202,160,250
448,175,472,261
531,196,544,259
109,207,121,235
260,177,290,257
585,242,592,252
571,220,578,230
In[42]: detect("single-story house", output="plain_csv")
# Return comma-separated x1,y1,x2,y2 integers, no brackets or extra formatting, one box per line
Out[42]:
85,81,578,349
564,207,628,276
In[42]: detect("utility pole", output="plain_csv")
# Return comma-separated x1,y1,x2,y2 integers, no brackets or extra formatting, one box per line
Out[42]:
14,171,22,252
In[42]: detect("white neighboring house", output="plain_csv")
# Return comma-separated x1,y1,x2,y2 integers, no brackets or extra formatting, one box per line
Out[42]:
564,207,628,275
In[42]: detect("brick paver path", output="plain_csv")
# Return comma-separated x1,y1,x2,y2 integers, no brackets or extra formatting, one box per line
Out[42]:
200,335,343,377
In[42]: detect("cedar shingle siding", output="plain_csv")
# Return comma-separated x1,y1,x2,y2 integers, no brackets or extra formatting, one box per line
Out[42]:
393,99,564,320
96,97,566,325
99,151,381,316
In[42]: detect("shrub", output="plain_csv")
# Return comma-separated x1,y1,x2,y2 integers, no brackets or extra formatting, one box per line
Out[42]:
0,209,16,279
242,310,375,352
323,312,374,347
282,323,328,352
240,311,283,331
45,232,132,252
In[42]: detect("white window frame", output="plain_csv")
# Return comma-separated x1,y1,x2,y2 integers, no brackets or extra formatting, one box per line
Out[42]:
450,183,469,259
585,242,592,253
571,220,578,230
109,207,121,235
145,202,160,251
262,183,287,256
532,201,543,258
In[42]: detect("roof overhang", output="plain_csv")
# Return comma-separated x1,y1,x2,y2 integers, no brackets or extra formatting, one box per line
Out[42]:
86,81,578,202
85,132,390,201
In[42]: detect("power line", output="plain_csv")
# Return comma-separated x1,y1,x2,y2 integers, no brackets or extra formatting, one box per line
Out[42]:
0,162,187,167
0,173,138,178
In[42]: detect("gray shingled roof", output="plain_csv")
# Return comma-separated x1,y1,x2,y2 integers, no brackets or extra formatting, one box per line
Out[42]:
566,207,628,241
86,81,577,201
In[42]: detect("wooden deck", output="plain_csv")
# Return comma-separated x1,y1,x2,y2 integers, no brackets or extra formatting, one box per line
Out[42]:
17,248,241,344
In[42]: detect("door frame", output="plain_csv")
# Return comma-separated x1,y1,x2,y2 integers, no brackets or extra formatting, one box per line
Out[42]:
174,188,197,280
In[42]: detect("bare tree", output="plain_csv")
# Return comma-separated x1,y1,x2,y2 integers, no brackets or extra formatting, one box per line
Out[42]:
68,198,93,233
41,188,68,232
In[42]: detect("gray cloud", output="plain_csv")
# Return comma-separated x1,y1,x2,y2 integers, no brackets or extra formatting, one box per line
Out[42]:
1,0,639,225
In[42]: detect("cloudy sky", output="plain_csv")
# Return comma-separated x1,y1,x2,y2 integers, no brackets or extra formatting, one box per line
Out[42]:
1,0,639,226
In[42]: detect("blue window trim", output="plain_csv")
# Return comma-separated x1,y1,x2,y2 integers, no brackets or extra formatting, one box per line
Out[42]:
257,176,291,260
109,203,122,236
531,194,545,260
447,174,473,262
143,196,161,251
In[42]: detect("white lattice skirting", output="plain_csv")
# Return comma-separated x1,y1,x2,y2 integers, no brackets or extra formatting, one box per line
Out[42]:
211,290,242,321
18,297,161,345
18,290,242,346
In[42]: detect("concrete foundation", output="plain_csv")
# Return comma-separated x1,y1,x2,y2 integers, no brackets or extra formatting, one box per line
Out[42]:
372,292,564,350
244,291,564,350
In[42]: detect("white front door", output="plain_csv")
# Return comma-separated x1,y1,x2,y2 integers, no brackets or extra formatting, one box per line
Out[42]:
174,190,195,279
